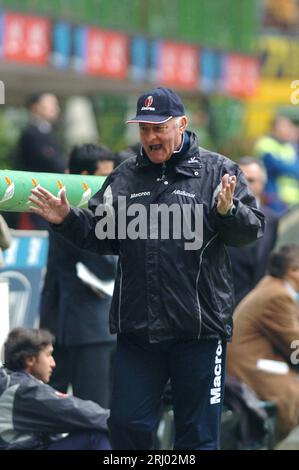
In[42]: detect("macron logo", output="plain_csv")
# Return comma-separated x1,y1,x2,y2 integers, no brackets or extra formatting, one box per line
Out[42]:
130,191,151,199
210,341,222,405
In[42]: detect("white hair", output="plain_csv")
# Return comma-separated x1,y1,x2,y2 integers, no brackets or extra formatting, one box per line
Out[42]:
175,116,184,127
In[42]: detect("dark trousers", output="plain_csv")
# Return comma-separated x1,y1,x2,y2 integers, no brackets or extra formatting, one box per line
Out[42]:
47,430,111,450
49,343,115,408
109,334,226,450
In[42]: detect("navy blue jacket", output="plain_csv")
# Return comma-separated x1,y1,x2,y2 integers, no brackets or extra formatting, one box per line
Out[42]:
52,132,265,343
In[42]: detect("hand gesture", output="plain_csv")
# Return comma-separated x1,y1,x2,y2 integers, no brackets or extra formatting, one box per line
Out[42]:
28,186,70,224
216,174,237,215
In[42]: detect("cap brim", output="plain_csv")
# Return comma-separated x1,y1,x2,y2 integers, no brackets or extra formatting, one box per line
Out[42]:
126,115,173,124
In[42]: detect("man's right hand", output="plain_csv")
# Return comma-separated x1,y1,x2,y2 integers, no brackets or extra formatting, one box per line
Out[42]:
28,186,70,224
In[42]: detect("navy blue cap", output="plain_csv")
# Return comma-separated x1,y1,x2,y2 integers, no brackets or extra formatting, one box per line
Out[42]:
127,87,185,124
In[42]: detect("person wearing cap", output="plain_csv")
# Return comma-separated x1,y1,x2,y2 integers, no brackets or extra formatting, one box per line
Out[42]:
28,87,265,450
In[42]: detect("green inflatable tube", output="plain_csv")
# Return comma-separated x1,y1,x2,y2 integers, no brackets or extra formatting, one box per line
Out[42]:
0,170,106,212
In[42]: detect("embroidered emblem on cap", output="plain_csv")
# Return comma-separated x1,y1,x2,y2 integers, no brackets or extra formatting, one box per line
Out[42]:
141,95,155,112
127,87,185,123
145,96,153,107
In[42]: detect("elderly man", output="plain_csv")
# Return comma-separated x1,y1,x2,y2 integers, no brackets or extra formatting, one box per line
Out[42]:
29,87,264,450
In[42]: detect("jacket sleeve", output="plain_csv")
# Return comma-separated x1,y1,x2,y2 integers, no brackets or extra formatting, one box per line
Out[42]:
51,174,119,256
212,166,265,247
263,152,299,179
14,381,109,434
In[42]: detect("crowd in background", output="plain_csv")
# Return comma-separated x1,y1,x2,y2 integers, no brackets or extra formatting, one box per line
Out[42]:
0,91,299,449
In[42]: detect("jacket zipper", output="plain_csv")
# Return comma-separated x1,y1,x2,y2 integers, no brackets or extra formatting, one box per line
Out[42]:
196,234,218,339
118,258,123,332
156,162,166,182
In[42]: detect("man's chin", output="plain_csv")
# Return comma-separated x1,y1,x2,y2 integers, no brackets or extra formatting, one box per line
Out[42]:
148,153,167,164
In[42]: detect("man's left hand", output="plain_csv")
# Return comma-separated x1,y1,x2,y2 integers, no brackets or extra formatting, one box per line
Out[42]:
216,174,237,215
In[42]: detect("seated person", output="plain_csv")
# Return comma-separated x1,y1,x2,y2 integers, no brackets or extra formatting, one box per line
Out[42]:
0,328,110,450
227,245,299,440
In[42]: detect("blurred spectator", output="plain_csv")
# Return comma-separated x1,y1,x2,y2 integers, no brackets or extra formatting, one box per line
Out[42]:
40,144,116,408
228,157,279,305
0,327,110,450
16,92,66,174
0,214,11,266
254,116,299,215
227,245,299,439
15,92,66,229
264,0,299,27
114,142,140,168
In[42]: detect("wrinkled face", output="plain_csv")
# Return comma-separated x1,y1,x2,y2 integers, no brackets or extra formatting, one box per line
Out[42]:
139,116,187,164
240,163,265,199
26,344,56,383
33,94,60,122
95,160,114,176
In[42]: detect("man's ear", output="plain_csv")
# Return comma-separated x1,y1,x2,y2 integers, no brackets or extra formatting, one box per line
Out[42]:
180,116,188,133
25,355,36,373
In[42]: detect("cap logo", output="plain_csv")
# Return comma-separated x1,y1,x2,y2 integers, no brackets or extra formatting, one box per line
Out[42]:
141,94,155,112
144,95,153,107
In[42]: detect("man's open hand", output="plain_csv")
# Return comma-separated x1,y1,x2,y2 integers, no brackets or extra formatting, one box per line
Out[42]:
28,186,70,224
216,174,237,215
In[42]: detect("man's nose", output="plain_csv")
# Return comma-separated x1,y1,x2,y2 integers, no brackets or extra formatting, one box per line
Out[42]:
144,127,158,140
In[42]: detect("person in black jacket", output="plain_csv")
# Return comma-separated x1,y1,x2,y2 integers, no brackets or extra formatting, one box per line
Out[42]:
228,157,279,306
16,92,66,229
0,328,110,450
17,92,66,174
39,144,116,409
29,87,265,450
